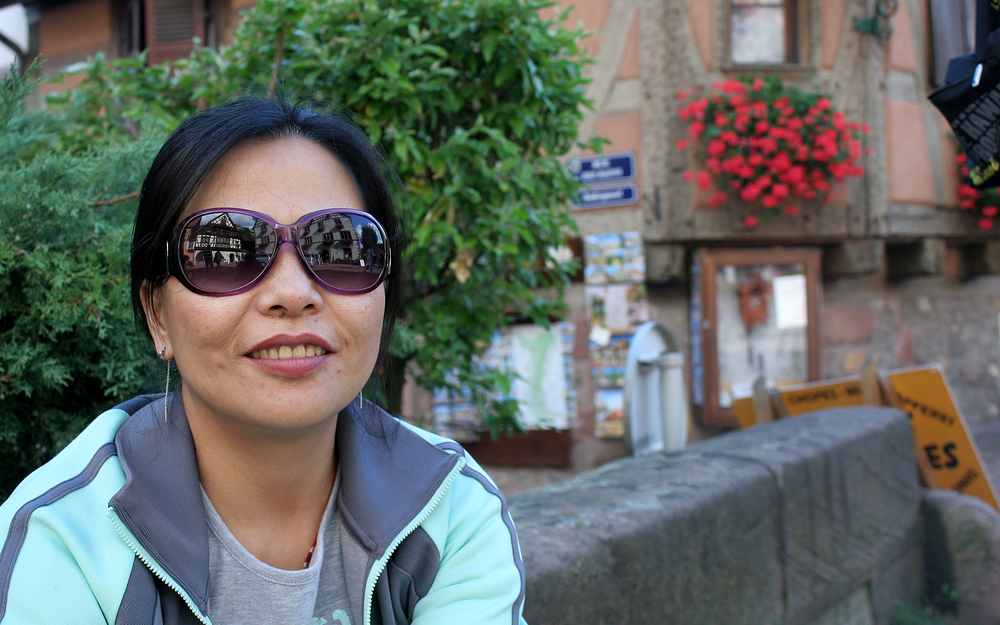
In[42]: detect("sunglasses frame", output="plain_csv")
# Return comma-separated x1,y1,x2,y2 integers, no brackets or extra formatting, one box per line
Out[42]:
167,207,391,296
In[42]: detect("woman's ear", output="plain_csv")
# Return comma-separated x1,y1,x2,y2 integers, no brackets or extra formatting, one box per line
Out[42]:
141,282,172,359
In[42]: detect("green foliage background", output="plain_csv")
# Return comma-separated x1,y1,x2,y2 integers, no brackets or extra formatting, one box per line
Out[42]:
1,0,598,496
0,67,165,492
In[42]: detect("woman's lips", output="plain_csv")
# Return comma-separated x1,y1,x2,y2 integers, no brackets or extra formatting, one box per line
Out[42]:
245,335,335,376
247,350,331,377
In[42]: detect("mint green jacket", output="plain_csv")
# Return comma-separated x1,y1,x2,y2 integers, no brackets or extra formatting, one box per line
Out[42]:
0,394,527,624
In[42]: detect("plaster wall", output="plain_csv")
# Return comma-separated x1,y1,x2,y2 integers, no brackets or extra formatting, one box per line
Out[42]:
688,0,712,69
885,99,936,205
38,0,111,59
546,0,648,468
819,0,845,69
882,0,940,208
887,0,918,73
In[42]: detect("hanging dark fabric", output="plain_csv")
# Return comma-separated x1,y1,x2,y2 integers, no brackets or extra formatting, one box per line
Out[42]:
929,0,1000,188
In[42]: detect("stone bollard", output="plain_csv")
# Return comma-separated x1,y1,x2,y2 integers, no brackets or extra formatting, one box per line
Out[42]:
922,489,1000,625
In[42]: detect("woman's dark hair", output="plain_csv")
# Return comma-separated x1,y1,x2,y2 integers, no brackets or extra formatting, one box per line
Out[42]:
130,95,406,391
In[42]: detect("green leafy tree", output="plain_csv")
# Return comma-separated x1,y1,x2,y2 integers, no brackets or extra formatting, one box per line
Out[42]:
2,0,597,494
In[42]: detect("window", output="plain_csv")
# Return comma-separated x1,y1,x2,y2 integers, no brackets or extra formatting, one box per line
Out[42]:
929,0,976,86
692,247,822,428
118,0,217,64
728,0,801,66
145,0,204,65
117,0,145,58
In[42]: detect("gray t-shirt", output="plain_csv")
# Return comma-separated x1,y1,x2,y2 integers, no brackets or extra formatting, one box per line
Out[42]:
202,477,356,625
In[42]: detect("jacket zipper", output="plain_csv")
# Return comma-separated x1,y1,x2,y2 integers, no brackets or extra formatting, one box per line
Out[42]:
107,508,212,625
362,455,466,625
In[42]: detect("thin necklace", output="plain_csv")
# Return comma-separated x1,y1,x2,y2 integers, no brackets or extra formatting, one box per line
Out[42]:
302,461,338,569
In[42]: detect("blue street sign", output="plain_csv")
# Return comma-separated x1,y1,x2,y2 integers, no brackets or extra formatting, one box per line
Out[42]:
568,152,636,185
574,184,638,210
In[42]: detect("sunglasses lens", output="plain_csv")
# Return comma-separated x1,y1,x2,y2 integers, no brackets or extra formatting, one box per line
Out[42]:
177,212,275,293
301,212,387,293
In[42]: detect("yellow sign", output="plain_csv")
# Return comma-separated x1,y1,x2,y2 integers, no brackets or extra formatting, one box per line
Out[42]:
731,376,865,428
779,377,866,414
885,364,999,511
731,364,998,511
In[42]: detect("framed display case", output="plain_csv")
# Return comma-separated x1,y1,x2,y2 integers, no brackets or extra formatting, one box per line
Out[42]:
694,247,822,428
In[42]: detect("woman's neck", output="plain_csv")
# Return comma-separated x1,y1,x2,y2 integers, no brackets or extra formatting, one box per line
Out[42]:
187,401,339,570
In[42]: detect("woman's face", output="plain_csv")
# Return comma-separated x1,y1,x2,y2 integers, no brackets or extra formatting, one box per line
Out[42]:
144,137,385,435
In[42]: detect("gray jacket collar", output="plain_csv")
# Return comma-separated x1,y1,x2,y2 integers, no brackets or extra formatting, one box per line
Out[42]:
109,392,460,616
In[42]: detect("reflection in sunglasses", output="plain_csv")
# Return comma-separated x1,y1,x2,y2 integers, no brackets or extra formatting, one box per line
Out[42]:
171,209,389,295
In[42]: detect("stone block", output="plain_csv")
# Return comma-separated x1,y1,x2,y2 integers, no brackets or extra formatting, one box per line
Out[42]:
988,240,1000,274
510,452,783,625
955,240,1000,277
886,239,945,279
869,522,925,625
809,587,874,625
644,243,686,284
823,240,884,277
691,408,922,625
922,489,1000,625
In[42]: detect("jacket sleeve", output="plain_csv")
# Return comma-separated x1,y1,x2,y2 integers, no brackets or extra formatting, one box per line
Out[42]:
409,460,528,625
0,417,136,624
0,523,112,623
0,487,136,624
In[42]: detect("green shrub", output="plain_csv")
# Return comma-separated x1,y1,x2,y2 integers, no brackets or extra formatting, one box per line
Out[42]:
0,65,164,497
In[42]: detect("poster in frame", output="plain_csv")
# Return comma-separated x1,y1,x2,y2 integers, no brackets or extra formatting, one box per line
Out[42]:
695,247,822,428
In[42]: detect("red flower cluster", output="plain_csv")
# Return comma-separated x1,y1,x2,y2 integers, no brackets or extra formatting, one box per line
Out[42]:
678,76,867,227
955,153,998,230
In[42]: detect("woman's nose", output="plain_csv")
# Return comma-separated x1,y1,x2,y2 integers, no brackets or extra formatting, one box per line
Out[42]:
255,243,323,318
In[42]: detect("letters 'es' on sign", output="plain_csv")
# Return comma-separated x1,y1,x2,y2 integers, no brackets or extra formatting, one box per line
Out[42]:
885,364,999,511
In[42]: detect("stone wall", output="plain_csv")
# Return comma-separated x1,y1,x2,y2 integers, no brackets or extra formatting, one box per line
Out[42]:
821,273,1000,427
509,407,925,624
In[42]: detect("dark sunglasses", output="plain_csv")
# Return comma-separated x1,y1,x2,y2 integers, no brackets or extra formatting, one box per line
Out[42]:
167,208,391,296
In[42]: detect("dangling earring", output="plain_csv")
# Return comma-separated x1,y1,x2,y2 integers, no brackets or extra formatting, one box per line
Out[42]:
159,347,170,423
358,391,363,411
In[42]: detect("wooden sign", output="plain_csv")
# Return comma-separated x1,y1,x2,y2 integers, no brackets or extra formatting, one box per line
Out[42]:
731,375,865,428
731,363,998,511
884,364,999,511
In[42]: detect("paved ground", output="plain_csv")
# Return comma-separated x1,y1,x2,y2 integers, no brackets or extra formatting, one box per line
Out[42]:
482,466,577,496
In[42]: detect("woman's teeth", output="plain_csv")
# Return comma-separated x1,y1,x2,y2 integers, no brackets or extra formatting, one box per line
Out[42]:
250,345,328,360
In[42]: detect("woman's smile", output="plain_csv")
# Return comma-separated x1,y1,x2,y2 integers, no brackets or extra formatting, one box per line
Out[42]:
246,333,335,360
244,332,337,377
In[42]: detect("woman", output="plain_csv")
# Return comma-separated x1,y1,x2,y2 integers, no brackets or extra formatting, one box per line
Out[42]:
0,97,527,625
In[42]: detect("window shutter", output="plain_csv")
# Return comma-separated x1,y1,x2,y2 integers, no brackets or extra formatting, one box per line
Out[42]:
145,0,203,65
